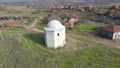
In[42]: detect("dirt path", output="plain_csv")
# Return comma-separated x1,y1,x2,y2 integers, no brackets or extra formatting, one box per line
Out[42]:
30,18,38,28
67,33,120,49
23,26,43,32
23,18,43,33
1,18,119,49
23,19,120,49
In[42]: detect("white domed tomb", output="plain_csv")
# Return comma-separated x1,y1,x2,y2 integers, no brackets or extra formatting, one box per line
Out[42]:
44,20,65,49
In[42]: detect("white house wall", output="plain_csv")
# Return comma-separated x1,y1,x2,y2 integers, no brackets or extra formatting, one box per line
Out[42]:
70,18,78,22
113,32,120,40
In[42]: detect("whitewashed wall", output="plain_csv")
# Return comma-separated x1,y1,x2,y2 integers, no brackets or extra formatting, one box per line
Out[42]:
54,29,65,48
113,32,120,40
45,31,55,48
45,29,65,49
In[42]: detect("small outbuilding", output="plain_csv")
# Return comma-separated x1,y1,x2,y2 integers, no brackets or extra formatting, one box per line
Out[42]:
69,14,79,22
66,20,74,28
44,20,65,49
99,25,120,40
5,20,24,27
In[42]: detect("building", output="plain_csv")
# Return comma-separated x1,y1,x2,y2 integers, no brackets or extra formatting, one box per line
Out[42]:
5,20,24,27
50,3,61,12
99,26,120,40
66,20,74,28
109,9,117,16
68,14,79,22
44,20,65,49
65,14,79,28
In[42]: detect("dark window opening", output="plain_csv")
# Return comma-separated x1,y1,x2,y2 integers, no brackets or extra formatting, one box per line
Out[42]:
58,33,60,36
118,35,120,38
115,34,118,38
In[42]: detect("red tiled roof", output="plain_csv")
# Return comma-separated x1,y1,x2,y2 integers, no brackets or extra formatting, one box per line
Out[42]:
104,26,120,33
66,20,74,28
66,20,74,25
69,14,79,18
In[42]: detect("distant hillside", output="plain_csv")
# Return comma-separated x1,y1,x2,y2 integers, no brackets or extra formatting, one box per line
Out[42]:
0,0,33,2
0,0,120,3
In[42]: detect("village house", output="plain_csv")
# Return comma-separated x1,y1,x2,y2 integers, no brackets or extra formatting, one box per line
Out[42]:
65,14,79,28
99,25,120,40
82,6,93,12
63,5,73,10
77,7,85,12
66,20,74,28
50,3,61,12
5,20,25,27
111,14,120,20
109,9,117,16
0,16,9,20
68,14,79,22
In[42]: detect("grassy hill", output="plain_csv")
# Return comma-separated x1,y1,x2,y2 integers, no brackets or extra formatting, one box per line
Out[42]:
0,3,120,68
0,32,120,68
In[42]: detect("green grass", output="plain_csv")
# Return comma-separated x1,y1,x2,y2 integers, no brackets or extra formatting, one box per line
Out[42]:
36,21,95,34
36,21,44,30
67,23,95,34
0,5,120,68
0,32,120,68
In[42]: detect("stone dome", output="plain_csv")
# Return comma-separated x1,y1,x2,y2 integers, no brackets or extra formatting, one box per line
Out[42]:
44,20,65,31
